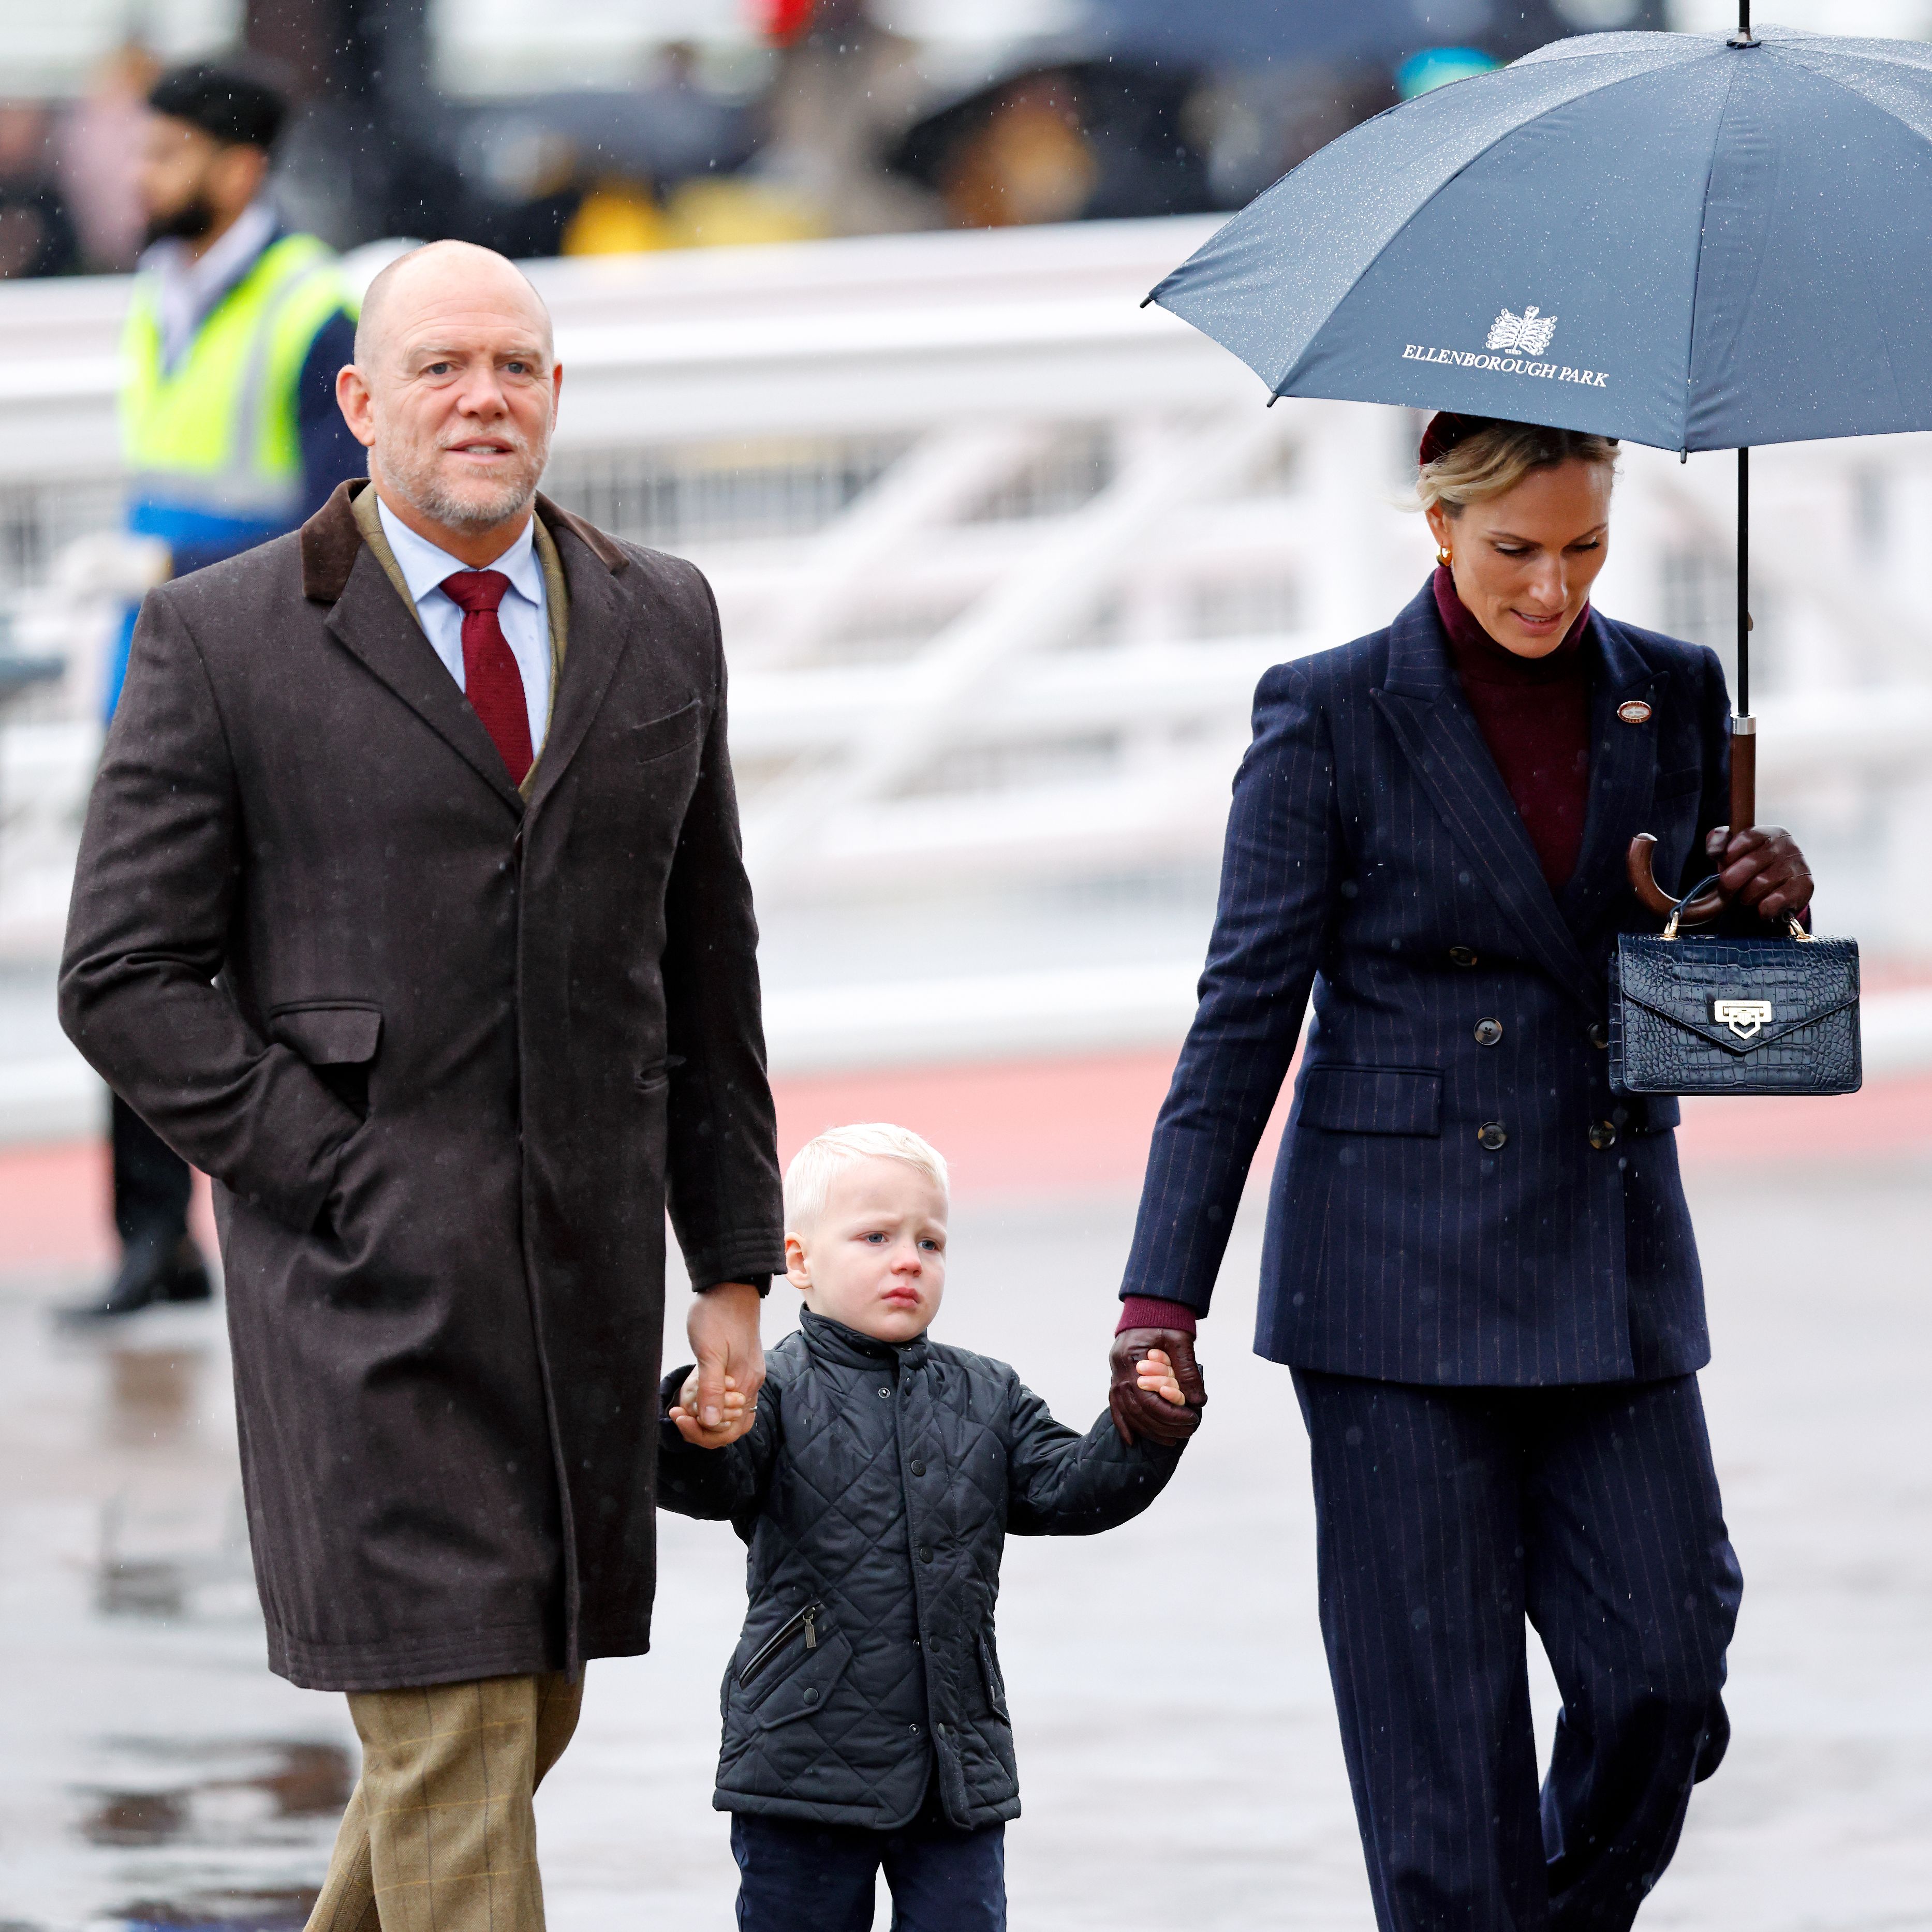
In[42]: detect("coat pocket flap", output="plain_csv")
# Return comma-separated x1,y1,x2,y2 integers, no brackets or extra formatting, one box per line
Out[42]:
270,1004,383,1066
1297,1066,1442,1136
629,699,704,764
1616,937,1860,1057
751,1629,853,1730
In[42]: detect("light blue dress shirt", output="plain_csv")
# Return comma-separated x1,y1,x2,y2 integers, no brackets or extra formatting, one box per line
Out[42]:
375,495,552,757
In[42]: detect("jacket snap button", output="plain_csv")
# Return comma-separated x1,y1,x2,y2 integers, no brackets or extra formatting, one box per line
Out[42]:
909,1722,921,1735
911,1461,926,1476
936,1722,947,1736
1449,946,1479,967
1477,1121,1508,1151
1589,1121,1618,1150
878,1388,892,1399
1589,1022,1610,1049
803,1688,818,1704
1473,1018,1503,1047
919,1545,933,1562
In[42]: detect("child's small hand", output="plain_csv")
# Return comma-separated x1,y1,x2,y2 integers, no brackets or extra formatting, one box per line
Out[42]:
669,1373,756,1447
1134,1348,1186,1407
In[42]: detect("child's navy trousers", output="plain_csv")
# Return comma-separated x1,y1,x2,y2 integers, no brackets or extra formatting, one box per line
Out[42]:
730,1797,1006,1932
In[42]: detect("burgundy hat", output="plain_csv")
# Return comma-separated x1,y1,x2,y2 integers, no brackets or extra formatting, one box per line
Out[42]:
1417,411,1501,468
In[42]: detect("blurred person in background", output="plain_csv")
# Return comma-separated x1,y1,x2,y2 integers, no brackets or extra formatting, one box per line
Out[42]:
0,102,80,278
55,42,163,273
753,0,941,237
64,60,361,1323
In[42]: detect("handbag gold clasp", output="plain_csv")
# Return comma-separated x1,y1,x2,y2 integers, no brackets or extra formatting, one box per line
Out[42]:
1713,998,1773,1039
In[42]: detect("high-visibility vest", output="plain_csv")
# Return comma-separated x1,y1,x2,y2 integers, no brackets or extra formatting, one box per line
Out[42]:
121,230,353,552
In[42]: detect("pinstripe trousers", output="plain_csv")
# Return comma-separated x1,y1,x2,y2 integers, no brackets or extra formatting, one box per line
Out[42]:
1293,1371,1740,1932
304,1672,583,1932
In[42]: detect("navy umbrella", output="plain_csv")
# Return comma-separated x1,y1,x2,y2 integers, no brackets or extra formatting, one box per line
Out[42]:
1147,10,1932,909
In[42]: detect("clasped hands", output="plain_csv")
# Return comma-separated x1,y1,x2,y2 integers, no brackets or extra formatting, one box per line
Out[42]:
668,1280,765,1448
1108,1329,1207,1448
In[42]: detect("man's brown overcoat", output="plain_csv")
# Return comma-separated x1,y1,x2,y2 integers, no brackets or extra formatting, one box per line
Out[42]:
60,481,784,1691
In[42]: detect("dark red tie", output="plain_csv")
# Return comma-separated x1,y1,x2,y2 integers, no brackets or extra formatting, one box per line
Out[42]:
440,570,534,785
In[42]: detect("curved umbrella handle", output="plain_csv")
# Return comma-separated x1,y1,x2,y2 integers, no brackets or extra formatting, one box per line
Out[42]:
1625,715,1757,926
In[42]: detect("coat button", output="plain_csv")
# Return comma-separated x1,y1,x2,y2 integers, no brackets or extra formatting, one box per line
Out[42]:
878,1388,892,1399
909,1722,921,1735
1473,1018,1503,1047
1449,946,1479,967
910,1461,926,1477
803,1688,819,1705
936,1722,948,1737
919,1545,933,1563
1589,1121,1618,1150
1477,1122,1508,1151
1588,1022,1610,1049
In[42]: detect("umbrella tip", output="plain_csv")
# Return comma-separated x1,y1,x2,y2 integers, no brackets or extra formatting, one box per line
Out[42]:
1267,393,1279,409
1139,293,1154,309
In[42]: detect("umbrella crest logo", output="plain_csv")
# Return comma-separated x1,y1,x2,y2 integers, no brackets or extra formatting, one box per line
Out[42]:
1486,305,1558,356
1400,302,1606,390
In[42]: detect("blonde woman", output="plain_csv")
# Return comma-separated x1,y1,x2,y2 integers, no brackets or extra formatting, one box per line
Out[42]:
1109,414,1813,1932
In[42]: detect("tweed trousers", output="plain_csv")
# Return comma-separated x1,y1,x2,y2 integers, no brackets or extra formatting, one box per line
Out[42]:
305,1672,583,1932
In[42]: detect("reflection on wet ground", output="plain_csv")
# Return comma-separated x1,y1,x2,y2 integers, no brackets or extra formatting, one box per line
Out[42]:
80,1741,353,1847
108,1894,316,1931
2,1279,360,1931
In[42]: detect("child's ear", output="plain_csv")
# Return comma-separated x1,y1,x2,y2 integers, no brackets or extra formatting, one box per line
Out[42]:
784,1231,809,1292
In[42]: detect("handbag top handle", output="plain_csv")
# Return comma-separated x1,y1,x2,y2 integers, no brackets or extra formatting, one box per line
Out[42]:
1660,872,1811,944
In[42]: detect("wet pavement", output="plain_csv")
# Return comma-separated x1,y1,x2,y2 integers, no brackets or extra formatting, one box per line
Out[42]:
4,1155,1930,1930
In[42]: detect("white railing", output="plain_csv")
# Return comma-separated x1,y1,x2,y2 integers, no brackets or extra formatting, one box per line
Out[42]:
4,216,1931,978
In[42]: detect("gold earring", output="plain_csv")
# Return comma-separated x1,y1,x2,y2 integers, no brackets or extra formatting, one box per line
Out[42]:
1437,547,1453,568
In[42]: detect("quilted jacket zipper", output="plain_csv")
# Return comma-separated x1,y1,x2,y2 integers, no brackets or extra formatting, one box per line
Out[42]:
739,1600,821,1686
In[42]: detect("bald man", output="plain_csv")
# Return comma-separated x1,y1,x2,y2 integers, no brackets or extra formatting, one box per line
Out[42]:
61,241,783,1929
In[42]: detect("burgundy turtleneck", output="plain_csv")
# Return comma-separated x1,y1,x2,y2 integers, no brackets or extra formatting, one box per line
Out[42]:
1432,565,1594,892
1116,571,1599,1342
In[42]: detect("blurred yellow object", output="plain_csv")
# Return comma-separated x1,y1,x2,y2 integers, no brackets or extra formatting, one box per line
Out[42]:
561,176,832,258
562,182,675,255
667,179,831,247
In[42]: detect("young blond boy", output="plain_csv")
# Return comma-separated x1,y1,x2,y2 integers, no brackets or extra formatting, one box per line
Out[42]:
658,1123,1198,1932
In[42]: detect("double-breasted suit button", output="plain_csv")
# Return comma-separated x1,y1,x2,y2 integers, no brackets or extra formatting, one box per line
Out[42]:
1589,1121,1618,1150
1473,1018,1503,1047
1448,946,1479,967
1477,1121,1508,1151
1588,1022,1610,1049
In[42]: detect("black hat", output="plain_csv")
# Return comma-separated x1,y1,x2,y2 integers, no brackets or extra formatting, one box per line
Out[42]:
148,62,288,152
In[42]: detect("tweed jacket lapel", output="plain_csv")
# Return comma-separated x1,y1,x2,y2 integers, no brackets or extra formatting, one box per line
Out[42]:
1556,613,1665,945
301,482,524,818
521,494,634,820
1371,581,1595,1011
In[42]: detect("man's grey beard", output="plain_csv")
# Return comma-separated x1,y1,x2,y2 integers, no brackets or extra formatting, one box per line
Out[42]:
378,430,550,534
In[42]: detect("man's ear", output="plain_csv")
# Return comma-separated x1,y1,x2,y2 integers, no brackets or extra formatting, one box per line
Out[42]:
336,364,377,449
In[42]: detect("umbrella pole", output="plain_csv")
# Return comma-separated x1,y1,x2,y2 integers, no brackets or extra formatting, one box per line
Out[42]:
1733,446,1757,831
1626,445,1757,919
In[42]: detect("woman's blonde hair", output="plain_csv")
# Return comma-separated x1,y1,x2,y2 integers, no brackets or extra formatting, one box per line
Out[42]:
1416,417,1619,517
784,1122,950,1234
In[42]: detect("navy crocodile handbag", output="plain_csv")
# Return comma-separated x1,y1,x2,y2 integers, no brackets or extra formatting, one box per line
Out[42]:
1609,875,1862,1097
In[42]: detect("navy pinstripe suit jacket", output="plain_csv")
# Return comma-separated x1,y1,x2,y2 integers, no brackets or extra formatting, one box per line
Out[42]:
1124,580,1736,1387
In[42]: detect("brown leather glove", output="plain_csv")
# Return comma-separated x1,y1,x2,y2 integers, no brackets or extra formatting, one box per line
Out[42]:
1703,824,1815,923
1109,1328,1207,1448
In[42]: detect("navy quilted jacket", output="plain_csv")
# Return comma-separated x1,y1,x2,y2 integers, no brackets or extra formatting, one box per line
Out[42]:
657,1310,1183,1828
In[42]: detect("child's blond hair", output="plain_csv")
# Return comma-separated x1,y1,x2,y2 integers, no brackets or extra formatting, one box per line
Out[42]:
783,1123,950,1234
